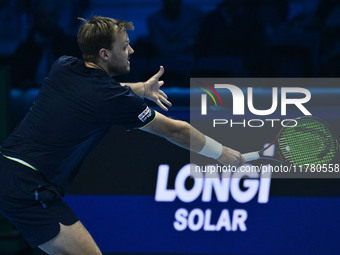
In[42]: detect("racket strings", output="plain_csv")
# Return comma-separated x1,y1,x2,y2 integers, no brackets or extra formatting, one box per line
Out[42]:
278,119,337,166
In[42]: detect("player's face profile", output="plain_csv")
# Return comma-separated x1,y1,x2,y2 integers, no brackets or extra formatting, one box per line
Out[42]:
107,30,134,75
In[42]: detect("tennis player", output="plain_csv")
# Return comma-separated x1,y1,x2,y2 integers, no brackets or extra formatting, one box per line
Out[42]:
0,16,245,254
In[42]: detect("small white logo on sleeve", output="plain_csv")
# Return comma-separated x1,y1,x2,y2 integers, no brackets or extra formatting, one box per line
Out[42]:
138,106,152,122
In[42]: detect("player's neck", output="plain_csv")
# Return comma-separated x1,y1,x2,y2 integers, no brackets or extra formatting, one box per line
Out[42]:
84,61,108,74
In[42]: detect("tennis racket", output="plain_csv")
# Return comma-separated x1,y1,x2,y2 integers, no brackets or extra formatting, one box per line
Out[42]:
242,116,338,167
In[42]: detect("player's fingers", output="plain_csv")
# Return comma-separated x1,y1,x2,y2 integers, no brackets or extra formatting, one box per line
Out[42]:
239,154,246,165
159,94,172,107
231,159,240,167
153,66,164,79
159,90,168,99
229,152,244,167
157,99,168,111
159,98,172,108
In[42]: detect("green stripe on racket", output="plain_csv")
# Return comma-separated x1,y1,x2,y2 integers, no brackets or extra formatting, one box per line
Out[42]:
242,117,338,166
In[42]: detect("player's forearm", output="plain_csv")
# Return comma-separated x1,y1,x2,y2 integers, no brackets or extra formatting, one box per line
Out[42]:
166,122,243,165
141,113,204,152
141,112,230,162
122,82,145,97
163,120,205,153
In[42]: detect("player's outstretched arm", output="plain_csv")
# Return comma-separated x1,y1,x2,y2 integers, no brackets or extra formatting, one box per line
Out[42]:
140,111,245,167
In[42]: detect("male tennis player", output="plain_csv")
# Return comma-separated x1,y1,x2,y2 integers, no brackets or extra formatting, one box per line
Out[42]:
0,16,244,254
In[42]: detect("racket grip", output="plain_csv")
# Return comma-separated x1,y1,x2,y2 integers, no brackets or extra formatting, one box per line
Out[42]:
242,152,260,162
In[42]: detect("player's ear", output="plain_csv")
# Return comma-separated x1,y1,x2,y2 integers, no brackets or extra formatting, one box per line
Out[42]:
98,48,109,61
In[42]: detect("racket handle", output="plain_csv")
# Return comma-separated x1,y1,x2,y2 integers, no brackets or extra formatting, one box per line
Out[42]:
242,152,260,162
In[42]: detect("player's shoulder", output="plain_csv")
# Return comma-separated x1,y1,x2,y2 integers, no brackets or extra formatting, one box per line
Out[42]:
49,55,79,74
55,55,78,66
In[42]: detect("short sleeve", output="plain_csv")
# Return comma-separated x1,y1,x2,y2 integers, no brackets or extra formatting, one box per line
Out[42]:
93,83,156,130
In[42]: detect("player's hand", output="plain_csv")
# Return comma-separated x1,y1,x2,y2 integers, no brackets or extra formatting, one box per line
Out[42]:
144,66,172,111
217,146,245,167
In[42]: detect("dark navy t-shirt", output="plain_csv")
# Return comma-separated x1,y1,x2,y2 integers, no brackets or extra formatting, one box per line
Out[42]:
0,56,155,194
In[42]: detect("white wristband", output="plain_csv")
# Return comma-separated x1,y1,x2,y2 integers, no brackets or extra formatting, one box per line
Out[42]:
198,135,223,159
